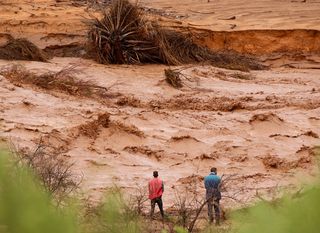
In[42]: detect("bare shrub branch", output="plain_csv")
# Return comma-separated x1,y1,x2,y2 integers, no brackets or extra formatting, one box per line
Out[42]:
9,140,81,204
128,184,149,216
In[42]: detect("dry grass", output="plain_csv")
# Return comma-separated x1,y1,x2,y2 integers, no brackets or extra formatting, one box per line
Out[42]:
0,37,47,62
261,155,312,170
171,135,200,142
230,72,255,80
88,0,265,71
116,95,142,107
78,113,110,139
123,146,163,160
111,120,145,137
71,0,111,7
249,113,284,123
164,68,183,88
156,29,265,71
151,95,247,112
0,64,109,99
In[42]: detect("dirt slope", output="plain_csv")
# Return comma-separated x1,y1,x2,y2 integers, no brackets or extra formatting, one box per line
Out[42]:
1,0,320,62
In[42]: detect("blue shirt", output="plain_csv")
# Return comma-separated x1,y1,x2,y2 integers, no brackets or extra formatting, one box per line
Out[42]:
204,172,221,200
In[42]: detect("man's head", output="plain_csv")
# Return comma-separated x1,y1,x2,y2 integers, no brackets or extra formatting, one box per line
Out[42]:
210,167,217,174
153,171,159,177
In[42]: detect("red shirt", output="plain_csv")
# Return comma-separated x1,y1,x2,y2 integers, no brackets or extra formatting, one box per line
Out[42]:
148,178,164,200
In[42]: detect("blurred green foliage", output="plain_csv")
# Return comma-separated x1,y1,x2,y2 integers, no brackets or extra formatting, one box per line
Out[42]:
231,147,320,233
232,186,320,233
0,150,77,233
173,226,188,233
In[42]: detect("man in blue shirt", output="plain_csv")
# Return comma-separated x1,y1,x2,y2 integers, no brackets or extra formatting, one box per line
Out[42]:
204,167,221,225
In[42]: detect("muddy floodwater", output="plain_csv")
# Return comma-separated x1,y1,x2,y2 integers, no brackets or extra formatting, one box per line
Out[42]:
0,0,319,209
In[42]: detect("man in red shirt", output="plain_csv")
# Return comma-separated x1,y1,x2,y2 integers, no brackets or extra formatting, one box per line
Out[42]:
148,171,164,219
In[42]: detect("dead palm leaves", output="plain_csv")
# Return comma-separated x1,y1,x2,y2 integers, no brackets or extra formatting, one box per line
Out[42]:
89,0,160,64
89,0,265,71
0,37,47,62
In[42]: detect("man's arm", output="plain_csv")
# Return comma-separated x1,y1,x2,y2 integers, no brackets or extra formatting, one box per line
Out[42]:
162,181,164,192
204,177,208,189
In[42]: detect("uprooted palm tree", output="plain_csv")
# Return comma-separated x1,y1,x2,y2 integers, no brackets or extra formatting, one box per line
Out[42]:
89,0,160,64
89,0,265,71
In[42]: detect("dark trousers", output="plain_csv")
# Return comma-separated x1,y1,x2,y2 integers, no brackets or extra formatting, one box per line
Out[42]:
207,198,220,224
150,196,164,218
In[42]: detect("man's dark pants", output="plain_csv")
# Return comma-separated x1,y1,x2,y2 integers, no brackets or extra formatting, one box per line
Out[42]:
150,196,164,218
207,197,220,224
